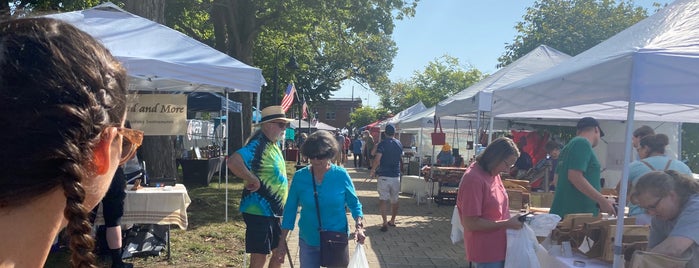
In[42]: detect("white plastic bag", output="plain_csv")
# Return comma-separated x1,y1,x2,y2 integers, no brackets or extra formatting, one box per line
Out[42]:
504,224,542,268
528,213,561,237
450,205,464,244
348,243,369,268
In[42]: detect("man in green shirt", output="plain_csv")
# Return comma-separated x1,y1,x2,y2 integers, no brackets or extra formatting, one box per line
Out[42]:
550,117,617,218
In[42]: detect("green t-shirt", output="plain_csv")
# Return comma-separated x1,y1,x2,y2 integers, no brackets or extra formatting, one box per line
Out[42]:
550,136,601,218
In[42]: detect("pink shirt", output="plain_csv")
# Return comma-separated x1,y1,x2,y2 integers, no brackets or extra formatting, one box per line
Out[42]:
457,162,510,263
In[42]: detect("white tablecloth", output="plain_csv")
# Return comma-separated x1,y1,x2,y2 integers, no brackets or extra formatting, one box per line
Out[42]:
95,184,191,230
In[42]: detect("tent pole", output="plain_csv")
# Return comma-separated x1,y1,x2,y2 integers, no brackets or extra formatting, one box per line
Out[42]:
612,102,636,268
488,115,494,145
225,91,230,222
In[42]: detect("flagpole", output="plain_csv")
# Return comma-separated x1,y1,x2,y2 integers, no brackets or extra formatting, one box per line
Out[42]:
297,86,303,166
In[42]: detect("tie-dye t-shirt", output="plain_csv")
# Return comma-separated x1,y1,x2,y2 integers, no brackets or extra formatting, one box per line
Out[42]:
237,131,288,217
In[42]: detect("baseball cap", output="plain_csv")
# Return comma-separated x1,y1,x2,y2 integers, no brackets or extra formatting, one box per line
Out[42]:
577,117,605,137
385,124,396,135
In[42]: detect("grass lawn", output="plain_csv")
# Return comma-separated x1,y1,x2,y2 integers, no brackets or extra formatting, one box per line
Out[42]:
46,161,298,267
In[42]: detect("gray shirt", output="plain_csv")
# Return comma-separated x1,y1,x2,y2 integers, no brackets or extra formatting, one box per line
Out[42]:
649,194,699,267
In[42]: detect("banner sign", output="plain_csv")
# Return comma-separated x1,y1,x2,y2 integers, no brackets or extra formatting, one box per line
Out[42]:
126,94,187,136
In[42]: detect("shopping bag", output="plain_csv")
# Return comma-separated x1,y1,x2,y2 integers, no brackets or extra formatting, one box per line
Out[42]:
431,116,445,145
450,205,464,244
348,243,369,268
504,224,542,268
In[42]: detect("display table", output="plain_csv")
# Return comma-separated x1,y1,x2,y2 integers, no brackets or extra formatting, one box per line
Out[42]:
421,166,467,205
95,184,191,259
177,157,225,187
94,184,191,230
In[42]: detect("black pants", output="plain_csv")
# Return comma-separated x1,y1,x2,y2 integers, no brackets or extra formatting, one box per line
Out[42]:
353,153,362,167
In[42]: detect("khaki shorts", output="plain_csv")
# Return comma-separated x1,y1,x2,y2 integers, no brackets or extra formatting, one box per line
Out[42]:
377,176,400,203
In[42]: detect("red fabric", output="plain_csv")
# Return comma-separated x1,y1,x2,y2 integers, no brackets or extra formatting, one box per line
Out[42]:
280,83,296,113
510,130,550,167
457,162,509,263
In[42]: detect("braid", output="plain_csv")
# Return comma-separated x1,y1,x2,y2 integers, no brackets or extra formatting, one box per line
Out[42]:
62,177,97,268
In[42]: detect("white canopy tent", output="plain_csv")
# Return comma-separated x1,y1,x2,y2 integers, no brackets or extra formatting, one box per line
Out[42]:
378,101,428,128
491,0,699,266
46,3,265,94
47,3,267,223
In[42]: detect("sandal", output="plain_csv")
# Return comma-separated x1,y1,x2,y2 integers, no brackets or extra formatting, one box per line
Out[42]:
380,225,388,232
387,222,396,227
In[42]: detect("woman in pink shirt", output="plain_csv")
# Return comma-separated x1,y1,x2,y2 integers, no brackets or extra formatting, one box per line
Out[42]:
457,137,524,268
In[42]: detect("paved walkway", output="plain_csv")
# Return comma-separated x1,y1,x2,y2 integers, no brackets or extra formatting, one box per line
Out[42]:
282,162,470,268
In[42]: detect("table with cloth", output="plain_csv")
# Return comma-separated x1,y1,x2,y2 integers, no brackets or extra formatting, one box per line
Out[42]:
94,184,191,258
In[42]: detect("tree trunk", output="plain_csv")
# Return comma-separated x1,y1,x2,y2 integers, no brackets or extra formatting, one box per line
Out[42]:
122,0,176,178
212,0,259,155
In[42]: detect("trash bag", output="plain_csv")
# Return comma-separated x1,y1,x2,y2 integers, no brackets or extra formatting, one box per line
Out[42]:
505,224,543,268
450,206,464,244
348,243,369,268
528,213,561,237
122,224,167,258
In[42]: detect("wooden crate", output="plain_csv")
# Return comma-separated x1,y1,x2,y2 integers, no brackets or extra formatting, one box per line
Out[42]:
601,225,650,262
530,192,554,208
507,190,523,210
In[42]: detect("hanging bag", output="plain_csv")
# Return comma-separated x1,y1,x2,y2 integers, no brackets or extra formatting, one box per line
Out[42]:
431,116,446,145
312,167,350,267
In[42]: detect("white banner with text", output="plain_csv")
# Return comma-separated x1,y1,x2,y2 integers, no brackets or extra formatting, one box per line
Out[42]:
126,94,187,136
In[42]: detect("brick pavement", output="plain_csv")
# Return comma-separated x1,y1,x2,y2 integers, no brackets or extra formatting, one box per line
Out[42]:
281,162,471,268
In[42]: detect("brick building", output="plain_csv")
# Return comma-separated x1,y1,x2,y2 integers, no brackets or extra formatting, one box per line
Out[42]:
305,98,362,129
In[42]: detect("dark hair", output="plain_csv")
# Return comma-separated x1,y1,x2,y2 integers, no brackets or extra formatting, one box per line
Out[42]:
0,18,127,267
632,170,699,207
639,134,669,155
545,141,561,153
476,137,520,173
633,125,655,138
301,130,339,160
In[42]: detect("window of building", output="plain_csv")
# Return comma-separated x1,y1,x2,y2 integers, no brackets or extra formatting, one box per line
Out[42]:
325,111,336,120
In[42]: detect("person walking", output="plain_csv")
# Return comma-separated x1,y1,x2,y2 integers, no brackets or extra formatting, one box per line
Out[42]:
550,117,616,218
227,106,293,268
0,17,135,267
276,130,366,267
624,134,692,225
370,124,403,232
352,135,364,168
457,137,524,268
362,131,375,169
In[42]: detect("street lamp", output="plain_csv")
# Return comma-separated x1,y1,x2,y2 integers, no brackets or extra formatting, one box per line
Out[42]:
272,49,300,104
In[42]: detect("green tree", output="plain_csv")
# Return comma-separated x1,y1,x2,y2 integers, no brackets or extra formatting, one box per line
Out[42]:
348,106,391,130
498,0,647,67
376,55,483,113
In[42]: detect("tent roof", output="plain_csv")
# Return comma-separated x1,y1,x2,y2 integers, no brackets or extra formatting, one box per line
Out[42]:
492,0,699,122
289,120,336,131
378,101,427,127
46,3,265,94
437,45,571,116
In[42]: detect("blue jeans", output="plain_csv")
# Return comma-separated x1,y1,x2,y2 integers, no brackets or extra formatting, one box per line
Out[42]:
474,261,505,268
299,238,321,268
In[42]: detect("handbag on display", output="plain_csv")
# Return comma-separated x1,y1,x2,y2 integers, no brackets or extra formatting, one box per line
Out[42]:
311,167,350,267
431,116,446,145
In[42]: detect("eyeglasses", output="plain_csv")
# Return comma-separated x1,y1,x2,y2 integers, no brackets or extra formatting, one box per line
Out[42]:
642,196,664,212
117,127,144,165
308,153,332,160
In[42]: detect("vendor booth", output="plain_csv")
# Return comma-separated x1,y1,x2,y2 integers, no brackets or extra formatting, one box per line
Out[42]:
492,0,699,266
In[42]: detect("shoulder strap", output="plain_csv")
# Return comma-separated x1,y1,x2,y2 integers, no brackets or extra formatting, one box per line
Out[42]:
663,159,673,171
311,167,323,230
640,160,655,171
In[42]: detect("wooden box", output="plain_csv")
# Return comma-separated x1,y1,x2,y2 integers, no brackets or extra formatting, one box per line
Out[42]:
530,192,554,208
601,225,649,262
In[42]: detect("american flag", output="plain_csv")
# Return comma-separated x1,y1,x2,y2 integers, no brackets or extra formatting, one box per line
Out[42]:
302,101,308,119
280,83,295,113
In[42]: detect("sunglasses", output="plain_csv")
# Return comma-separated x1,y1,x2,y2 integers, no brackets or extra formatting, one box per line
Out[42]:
308,153,332,160
117,127,144,165
270,121,289,129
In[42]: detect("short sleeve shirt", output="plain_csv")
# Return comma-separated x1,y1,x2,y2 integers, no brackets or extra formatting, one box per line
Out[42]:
649,194,699,267
236,131,288,217
457,162,509,263
627,156,692,216
376,138,402,177
550,137,601,218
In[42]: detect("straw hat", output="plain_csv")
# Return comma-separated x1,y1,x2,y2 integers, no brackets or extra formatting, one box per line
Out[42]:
257,105,294,124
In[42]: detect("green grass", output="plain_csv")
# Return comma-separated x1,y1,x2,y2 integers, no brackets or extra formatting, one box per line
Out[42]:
46,162,299,267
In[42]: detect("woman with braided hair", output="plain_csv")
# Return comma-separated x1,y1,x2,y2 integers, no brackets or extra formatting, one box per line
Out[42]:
0,18,140,267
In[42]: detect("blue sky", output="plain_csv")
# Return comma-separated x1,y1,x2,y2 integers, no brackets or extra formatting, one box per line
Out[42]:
334,0,672,108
